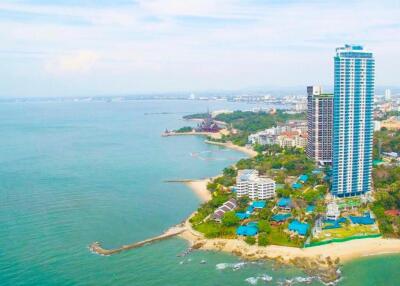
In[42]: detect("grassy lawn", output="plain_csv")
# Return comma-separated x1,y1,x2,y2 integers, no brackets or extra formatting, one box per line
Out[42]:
268,226,303,247
194,221,236,238
313,224,380,242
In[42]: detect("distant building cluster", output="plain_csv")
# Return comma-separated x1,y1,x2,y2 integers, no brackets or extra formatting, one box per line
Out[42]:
248,120,307,149
235,169,276,200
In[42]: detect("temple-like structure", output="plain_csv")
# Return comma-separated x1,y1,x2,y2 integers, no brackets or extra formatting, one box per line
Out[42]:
195,111,221,133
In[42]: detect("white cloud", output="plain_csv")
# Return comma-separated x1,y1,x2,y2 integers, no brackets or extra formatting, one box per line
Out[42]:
45,51,100,75
0,0,399,96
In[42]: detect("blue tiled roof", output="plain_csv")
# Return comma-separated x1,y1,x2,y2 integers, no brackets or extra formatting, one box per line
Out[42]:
272,213,291,222
306,205,315,213
247,206,254,213
278,197,291,207
292,182,302,189
299,175,309,182
236,212,250,220
288,220,309,236
349,215,375,225
252,201,266,209
236,225,258,236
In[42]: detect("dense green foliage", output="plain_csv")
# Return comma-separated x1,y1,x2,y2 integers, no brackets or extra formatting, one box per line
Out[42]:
372,165,400,237
175,126,193,133
244,236,256,245
258,233,269,246
373,165,400,190
258,220,271,234
373,129,400,159
222,211,240,227
215,110,306,133
207,167,237,193
235,146,315,177
183,113,209,120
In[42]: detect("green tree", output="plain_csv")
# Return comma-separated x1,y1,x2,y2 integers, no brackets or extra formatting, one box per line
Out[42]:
221,211,239,227
223,167,237,177
245,236,256,245
258,233,269,246
258,220,271,234
258,208,272,220
175,126,193,133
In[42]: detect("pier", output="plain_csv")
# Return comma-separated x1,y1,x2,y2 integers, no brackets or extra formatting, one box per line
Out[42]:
89,225,187,256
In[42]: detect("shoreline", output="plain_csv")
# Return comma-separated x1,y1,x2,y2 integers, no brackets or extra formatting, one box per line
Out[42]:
179,167,400,265
183,179,213,202
204,140,258,158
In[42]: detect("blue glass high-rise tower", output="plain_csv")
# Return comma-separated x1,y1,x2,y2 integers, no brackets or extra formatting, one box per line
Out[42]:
332,45,375,197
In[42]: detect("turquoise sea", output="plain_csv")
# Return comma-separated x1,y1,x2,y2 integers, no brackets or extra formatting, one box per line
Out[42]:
0,99,399,286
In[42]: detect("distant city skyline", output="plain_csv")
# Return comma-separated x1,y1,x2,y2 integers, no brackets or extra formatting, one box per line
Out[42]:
0,1,399,97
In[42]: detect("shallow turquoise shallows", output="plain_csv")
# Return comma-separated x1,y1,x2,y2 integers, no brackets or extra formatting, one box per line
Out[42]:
0,100,399,286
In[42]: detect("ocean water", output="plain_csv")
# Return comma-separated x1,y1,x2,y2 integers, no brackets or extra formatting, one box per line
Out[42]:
0,99,399,286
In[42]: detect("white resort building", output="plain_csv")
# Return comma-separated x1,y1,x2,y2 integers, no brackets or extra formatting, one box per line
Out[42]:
235,169,276,200
326,202,340,220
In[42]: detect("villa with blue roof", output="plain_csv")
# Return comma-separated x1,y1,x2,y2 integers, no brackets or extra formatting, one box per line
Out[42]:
292,182,302,189
271,213,291,224
299,174,308,183
277,197,292,211
288,220,309,236
236,225,258,236
252,201,266,209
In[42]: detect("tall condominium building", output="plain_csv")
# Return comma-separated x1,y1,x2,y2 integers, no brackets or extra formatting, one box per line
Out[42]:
332,45,375,197
306,85,333,165
235,169,275,200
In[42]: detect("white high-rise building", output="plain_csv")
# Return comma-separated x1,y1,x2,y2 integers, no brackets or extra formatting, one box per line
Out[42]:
332,45,375,197
235,169,275,200
385,89,392,101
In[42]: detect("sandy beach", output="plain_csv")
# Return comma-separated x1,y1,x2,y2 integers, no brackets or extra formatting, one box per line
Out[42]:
191,236,400,263
179,175,400,264
184,179,213,202
204,140,258,157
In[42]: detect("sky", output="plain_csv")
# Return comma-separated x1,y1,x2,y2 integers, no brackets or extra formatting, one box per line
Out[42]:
0,0,399,97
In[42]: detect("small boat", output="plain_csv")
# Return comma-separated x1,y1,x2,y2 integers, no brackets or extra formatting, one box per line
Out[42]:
200,260,206,264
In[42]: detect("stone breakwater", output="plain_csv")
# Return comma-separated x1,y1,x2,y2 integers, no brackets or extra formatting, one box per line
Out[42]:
89,225,186,256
